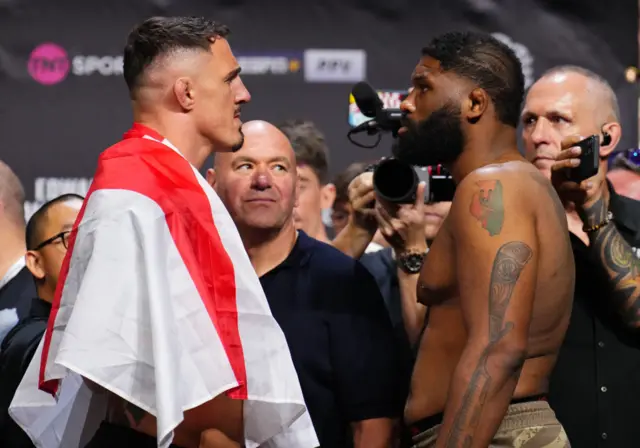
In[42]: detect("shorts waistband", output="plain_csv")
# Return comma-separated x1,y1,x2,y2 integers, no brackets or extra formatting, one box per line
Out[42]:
404,393,547,438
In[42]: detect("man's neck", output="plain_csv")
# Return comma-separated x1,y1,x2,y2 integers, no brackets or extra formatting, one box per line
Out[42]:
243,222,298,277
449,126,521,184
308,218,330,244
0,226,26,282
134,113,212,170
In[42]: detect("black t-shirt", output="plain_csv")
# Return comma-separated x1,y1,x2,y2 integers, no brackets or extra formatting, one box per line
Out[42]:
548,186,640,448
0,298,51,447
260,232,407,448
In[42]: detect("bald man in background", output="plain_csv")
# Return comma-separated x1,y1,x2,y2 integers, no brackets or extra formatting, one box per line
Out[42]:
208,120,407,448
522,65,640,447
0,161,35,343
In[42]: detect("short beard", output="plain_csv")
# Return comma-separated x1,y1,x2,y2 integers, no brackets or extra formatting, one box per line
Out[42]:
392,103,465,167
231,129,245,153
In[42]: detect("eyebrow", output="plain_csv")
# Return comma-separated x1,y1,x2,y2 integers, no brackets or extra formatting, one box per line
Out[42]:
224,66,242,82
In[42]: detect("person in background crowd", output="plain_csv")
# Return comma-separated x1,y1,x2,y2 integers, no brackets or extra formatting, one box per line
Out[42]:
278,119,335,243
0,194,83,448
331,166,452,348
330,161,389,253
400,31,573,447
0,161,34,343
607,150,640,201
9,16,315,448
208,120,407,448
522,64,640,448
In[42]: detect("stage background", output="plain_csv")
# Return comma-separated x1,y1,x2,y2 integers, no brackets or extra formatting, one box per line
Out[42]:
0,0,637,218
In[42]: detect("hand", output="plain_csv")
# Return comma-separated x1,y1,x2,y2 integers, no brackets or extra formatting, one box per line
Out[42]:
199,429,241,448
551,135,610,223
347,171,378,233
374,182,428,255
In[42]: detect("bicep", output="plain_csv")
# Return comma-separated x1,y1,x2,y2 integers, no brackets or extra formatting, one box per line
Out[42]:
453,177,539,348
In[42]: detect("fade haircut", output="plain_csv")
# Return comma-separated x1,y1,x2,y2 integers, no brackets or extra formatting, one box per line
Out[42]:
26,194,84,251
0,160,26,229
422,31,525,127
123,16,230,99
540,65,620,122
278,120,330,184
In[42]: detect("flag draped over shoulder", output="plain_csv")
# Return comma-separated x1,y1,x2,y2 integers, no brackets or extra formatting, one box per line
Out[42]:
9,124,318,448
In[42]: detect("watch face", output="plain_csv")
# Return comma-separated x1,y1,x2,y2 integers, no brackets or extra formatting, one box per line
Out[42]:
402,254,424,272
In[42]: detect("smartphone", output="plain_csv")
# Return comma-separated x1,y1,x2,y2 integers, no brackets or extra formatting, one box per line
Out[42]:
567,135,599,183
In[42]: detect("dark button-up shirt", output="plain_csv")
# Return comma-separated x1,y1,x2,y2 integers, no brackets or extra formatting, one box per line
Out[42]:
549,186,640,448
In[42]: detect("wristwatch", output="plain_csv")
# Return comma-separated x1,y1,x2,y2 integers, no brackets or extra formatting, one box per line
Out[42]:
396,251,427,274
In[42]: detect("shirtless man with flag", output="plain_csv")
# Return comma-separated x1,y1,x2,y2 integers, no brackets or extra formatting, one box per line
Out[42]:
9,16,317,448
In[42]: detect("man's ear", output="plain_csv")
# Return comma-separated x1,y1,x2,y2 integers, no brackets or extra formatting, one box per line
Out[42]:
25,251,45,281
173,77,196,112
206,168,216,188
466,88,489,124
599,122,621,159
320,183,336,210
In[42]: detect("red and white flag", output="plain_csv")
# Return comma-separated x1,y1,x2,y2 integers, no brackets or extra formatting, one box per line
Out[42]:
9,124,318,448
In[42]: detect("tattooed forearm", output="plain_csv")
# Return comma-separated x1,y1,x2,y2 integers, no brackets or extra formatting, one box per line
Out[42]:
584,197,640,328
441,241,532,448
470,180,504,237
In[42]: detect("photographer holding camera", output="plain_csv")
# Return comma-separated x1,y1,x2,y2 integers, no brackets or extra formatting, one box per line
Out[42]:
522,65,640,448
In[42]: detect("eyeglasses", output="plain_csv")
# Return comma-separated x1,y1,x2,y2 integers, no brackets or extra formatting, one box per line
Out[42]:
34,231,71,251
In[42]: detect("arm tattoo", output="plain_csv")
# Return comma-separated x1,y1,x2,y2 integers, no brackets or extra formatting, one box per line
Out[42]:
443,241,533,447
584,196,640,327
469,180,504,236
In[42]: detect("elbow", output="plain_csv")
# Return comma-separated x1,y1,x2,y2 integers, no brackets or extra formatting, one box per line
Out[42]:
486,340,527,375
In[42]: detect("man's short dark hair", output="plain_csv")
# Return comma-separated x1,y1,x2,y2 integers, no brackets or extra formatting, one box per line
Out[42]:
26,194,84,251
123,16,230,98
422,31,525,127
278,120,330,184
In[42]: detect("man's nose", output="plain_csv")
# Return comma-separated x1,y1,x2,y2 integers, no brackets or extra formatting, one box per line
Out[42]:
235,78,251,104
529,118,555,147
251,169,272,190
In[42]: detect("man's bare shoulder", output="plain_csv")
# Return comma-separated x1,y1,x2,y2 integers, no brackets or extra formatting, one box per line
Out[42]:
449,161,539,237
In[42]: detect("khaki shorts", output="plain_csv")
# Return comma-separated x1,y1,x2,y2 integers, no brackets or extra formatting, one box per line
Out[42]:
409,400,570,448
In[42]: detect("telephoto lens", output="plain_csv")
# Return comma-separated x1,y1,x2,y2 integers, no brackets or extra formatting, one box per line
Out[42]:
372,158,420,204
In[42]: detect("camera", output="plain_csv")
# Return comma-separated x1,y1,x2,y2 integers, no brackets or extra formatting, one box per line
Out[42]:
366,158,456,204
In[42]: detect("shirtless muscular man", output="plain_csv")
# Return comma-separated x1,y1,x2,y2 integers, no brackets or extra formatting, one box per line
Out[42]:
395,32,575,448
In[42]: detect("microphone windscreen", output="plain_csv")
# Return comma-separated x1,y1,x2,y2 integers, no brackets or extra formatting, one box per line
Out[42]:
351,82,383,118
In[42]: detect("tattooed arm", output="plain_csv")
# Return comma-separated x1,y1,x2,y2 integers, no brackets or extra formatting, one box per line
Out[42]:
435,175,537,448
582,194,640,329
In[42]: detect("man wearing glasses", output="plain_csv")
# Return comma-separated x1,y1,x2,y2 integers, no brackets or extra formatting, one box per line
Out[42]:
0,194,83,447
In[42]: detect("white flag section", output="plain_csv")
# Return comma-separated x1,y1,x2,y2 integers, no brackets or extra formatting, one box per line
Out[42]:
9,126,318,448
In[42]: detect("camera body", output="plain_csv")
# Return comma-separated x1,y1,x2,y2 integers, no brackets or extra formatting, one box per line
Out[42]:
365,158,456,204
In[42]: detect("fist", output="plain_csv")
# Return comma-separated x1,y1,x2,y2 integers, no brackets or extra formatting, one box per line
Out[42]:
347,171,378,232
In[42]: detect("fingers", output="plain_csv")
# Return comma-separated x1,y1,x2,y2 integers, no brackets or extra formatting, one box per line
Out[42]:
414,181,427,209
551,158,580,173
352,190,376,211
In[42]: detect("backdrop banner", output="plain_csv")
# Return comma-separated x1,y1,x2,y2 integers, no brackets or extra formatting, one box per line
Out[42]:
0,0,637,219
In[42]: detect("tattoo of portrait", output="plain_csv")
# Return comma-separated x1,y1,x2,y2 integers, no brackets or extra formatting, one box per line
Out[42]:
585,197,640,327
443,241,533,447
469,180,504,237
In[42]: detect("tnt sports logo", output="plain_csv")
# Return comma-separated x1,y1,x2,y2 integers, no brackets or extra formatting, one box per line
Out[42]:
348,90,407,127
28,43,70,85
491,33,534,89
236,54,302,75
28,42,123,85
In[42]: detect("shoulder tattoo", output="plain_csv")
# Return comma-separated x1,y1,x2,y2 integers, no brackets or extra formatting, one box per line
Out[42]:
469,179,504,236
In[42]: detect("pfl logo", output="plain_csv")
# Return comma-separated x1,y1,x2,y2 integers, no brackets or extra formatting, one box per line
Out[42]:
28,43,70,85
304,49,366,83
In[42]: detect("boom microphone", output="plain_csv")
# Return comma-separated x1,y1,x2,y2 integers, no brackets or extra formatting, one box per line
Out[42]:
347,82,406,148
